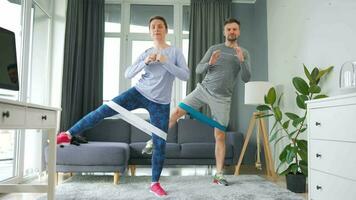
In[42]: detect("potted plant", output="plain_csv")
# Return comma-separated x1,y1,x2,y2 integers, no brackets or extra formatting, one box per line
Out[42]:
256,64,333,193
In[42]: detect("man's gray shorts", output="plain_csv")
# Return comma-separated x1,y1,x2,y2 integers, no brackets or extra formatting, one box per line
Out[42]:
182,84,231,127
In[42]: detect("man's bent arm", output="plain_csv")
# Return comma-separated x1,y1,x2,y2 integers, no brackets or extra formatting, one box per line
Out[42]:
240,49,251,82
196,47,213,74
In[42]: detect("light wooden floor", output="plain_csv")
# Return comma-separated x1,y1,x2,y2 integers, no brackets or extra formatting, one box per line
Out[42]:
0,165,307,200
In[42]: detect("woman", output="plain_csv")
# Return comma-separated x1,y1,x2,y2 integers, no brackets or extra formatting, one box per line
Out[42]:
57,16,190,197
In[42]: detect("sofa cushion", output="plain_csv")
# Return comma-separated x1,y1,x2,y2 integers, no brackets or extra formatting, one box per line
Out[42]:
130,123,178,143
129,142,180,158
167,123,178,143
83,119,130,143
130,126,151,143
180,143,233,158
54,142,129,166
177,119,215,143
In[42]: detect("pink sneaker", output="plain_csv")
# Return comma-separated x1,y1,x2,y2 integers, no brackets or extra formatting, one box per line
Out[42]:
57,132,71,144
150,183,167,197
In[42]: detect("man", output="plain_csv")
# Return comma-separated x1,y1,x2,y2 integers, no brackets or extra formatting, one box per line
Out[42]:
143,18,251,186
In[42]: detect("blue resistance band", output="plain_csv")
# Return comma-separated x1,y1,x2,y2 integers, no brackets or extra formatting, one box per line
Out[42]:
178,102,227,132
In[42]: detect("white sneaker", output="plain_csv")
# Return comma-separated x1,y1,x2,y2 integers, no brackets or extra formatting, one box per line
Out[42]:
142,139,153,155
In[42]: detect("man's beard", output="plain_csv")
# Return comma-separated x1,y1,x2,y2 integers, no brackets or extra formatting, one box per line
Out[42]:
227,35,237,41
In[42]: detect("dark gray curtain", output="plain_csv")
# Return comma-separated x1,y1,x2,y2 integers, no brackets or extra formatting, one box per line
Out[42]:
187,0,231,114
60,0,104,131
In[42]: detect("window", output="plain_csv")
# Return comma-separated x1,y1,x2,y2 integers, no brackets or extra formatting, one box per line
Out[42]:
181,39,189,99
0,0,22,182
0,0,22,100
130,4,174,33
103,3,121,101
28,2,51,105
182,5,190,34
103,2,190,111
181,5,190,99
0,130,16,181
105,4,121,33
0,0,54,183
103,37,121,101
23,1,52,178
23,130,42,177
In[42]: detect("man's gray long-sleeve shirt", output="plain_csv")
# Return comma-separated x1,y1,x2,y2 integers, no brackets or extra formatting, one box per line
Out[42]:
196,43,251,98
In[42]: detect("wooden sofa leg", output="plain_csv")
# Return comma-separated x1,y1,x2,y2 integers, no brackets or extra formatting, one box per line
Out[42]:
129,165,136,176
114,172,120,185
55,172,58,185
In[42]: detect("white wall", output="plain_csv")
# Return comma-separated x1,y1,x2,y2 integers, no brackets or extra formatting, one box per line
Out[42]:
267,0,356,168
268,0,356,100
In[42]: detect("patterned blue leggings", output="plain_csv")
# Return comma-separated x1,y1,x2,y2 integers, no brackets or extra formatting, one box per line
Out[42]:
68,87,169,182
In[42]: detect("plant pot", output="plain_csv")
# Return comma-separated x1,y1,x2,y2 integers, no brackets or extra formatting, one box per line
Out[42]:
286,173,306,193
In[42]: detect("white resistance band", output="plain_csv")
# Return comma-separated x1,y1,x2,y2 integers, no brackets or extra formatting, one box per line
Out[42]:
105,101,167,140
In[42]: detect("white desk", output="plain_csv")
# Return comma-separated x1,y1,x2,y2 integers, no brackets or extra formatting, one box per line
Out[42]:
0,98,60,200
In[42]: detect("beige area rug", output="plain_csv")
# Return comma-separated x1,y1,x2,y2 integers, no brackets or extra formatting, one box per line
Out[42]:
38,175,305,200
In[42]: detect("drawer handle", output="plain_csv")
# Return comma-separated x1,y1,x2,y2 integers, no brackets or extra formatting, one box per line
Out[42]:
2,111,10,118
41,115,47,120
315,122,321,126
316,185,322,190
316,153,322,158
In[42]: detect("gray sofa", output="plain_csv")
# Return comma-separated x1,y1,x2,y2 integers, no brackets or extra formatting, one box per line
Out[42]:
46,118,244,184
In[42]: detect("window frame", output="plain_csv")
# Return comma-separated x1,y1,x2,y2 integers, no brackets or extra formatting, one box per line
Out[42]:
0,0,54,184
104,0,190,111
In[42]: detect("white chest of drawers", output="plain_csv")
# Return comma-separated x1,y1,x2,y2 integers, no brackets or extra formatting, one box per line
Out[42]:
307,93,356,200
0,98,60,200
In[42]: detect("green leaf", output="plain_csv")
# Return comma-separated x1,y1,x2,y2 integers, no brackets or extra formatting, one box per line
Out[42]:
286,146,297,164
288,130,298,137
303,64,313,84
277,93,284,106
311,68,319,81
292,117,305,127
280,163,298,175
269,131,278,142
296,95,308,109
299,160,308,176
279,145,290,162
300,127,307,133
297,140,308,161
256,105,271,111
270,120,278,135
296,139,307,150
274,135,287,146
290,163,299,174
293,77,309,95
266,87,276,105
256,114,273,119
298,149,308,162
285,112,299,120
309,84,321,94
313,94,328,99
316,66,334,81
270,125,283,143
273,107,283,121
279,168,290,176
282,120,290,129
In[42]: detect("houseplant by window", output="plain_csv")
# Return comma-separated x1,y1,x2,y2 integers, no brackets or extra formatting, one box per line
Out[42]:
256,65,333,193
